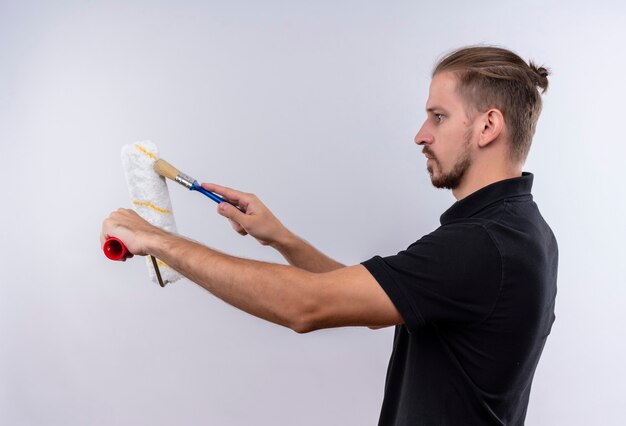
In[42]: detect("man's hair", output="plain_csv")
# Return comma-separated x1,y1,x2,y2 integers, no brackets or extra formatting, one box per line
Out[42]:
433,45,550,163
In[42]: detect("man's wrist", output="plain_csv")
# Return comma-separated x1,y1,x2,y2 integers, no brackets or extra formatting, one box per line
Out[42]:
144,226,172,257
270,228,298,254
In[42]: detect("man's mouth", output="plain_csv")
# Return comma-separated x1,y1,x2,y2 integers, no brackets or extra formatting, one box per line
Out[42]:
422,149,435,160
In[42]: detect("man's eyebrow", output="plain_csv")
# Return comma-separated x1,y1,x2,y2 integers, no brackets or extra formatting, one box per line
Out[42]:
426,106,450,114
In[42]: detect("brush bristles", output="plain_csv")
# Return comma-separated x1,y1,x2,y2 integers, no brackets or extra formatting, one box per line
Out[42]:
154,159,180,181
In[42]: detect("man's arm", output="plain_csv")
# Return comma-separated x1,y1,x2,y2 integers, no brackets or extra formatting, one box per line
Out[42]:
269,231,345,273
201,183,345,273
100,209,402,332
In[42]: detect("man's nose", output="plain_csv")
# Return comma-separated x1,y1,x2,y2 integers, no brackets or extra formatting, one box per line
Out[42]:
414,123,432,146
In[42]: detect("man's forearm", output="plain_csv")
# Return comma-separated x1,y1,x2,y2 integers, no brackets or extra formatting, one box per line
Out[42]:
271,231,345,273
149,230,319,332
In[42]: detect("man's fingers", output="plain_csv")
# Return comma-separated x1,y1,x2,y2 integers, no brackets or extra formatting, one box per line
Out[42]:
220,204,250,237
218,202,247,224
201,183,251,209
228,218,248,235
100,208,156,257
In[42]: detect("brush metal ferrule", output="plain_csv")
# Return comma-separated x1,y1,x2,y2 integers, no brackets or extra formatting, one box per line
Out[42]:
175,172,195,189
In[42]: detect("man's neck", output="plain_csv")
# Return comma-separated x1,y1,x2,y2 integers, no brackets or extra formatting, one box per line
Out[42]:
452,165,522,201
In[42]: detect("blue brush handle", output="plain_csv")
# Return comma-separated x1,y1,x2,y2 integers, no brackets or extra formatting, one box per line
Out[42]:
190,181,245,213
191,181,227,204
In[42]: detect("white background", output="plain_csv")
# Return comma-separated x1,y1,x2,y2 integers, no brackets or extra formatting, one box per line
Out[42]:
1,1,625,425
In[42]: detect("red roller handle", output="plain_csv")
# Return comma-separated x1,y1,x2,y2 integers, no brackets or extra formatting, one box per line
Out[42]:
103,237,128,261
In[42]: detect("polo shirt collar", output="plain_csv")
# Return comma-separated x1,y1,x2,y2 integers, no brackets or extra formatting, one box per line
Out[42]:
440,172,534,225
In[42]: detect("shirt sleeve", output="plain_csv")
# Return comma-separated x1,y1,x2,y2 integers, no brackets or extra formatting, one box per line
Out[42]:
361,223,502,332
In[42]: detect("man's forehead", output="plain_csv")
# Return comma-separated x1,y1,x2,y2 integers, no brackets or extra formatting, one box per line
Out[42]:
426,72,461,112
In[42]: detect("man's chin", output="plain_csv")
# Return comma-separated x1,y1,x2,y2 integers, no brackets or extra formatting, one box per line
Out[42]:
429,169,457,189
427,168,444,188
431,179,449,189
431,173,465,190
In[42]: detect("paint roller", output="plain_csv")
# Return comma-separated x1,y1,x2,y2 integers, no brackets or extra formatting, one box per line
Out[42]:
103,141,182,287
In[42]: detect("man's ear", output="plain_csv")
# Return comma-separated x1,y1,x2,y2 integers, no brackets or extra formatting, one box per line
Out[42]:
478,109,504,148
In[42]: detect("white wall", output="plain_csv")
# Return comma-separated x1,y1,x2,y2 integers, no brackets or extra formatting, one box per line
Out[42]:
1,0,625,424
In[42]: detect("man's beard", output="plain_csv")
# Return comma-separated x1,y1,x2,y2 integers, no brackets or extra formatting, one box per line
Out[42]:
427,128,473,189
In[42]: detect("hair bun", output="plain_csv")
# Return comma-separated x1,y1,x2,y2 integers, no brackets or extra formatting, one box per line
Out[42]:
529,60,550,94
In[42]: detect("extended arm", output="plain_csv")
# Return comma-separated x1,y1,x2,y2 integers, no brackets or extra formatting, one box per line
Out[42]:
202,183,344,272
100,209,402,332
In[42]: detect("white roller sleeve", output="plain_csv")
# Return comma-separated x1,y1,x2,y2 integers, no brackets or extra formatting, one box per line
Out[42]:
121,141,182,285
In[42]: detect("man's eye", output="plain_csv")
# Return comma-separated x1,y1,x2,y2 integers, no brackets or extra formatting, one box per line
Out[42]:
434,113,444,123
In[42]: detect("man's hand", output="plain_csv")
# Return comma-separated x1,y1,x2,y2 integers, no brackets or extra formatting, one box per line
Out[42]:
203,182,345,273
201,183,291,248
100,208,165,257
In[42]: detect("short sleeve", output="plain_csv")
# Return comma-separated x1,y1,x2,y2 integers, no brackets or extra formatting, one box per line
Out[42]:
361,223,502,332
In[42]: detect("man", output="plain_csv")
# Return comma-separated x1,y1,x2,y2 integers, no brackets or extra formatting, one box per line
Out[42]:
101,45,558,425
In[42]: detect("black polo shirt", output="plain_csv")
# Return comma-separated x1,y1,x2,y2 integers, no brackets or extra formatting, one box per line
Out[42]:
361,172,558,426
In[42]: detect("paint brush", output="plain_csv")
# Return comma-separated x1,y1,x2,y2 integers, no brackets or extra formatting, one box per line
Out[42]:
154,159,243,210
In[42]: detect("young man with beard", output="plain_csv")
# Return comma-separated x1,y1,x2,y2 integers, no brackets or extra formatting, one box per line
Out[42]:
101,45,558,425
